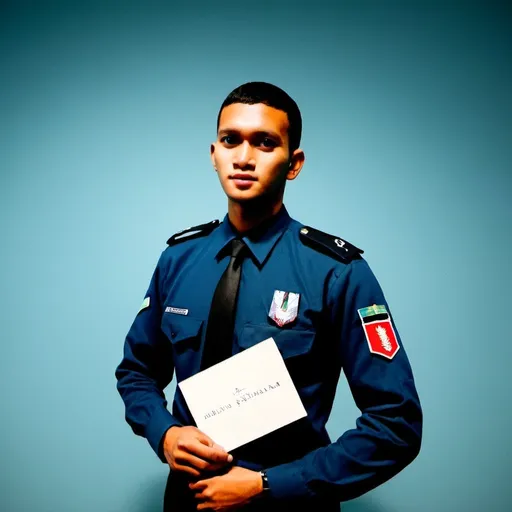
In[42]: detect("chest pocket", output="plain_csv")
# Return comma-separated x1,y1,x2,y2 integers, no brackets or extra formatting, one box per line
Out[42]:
238,324,315,359
161,315,204,381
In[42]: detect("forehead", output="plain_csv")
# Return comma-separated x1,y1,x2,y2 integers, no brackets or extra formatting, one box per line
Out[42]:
218,103,289,137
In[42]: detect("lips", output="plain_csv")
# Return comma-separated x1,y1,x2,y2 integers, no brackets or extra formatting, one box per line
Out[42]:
230,174,257,181
230,173,257,190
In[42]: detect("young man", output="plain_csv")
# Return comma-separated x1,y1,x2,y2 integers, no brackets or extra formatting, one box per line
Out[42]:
116,82,422,511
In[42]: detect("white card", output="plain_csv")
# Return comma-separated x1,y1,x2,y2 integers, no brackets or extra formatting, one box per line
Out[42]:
178,338,307,452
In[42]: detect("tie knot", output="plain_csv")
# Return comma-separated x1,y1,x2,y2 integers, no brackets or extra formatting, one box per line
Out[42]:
230,238,246,260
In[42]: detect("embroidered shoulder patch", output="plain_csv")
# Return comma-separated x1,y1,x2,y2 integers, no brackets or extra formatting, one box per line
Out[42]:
138,296,150,314
358,304,400,360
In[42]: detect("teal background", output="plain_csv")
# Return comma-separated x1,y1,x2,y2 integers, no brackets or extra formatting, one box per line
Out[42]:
1,1,510,511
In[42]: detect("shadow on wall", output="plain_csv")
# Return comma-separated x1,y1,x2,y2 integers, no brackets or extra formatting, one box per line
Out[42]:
343,497,389,512
129,474,388,512
130,474,167,512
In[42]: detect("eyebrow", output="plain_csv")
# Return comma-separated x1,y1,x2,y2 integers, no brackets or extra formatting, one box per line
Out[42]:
218,128,283,141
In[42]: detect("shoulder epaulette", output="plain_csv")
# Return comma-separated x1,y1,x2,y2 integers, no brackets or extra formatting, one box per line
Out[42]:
167,220,220,246
299,226,363,263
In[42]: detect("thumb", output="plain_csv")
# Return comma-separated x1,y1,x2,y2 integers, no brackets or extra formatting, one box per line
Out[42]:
196,431,215,448
211,443,227,453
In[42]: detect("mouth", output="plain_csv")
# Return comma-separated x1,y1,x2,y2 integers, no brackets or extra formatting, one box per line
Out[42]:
230,174,257,181
230,173,257,190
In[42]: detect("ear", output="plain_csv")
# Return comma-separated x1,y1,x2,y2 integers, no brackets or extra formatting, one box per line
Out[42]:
210,143,217,171
286,148,305,181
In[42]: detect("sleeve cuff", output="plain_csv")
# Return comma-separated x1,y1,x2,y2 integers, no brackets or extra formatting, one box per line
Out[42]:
145,407,182,463
265,463,310,500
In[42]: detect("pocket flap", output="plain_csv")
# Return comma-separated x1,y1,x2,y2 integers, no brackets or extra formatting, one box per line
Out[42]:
161,315,204,344
239,324,315,359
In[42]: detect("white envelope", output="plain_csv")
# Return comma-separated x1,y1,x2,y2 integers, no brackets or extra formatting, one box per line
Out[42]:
178,337,307,452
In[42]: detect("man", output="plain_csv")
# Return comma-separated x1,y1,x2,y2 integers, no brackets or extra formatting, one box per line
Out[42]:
116,82,422,511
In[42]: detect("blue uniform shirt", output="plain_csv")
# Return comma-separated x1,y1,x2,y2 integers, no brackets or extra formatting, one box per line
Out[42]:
116,206,422,503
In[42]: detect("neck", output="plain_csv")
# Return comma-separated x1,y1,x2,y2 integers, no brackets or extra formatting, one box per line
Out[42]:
227,197,284,233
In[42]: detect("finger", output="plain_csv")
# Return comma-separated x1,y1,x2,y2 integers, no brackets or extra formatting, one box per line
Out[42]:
171,463,201,478
187,442,232,463
203,460,230,472
176,452,211,471
193,491,208,500
176,439,222,464
189,479,208,491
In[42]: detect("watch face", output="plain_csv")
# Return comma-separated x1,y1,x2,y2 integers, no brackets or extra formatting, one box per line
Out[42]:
260,471,270,490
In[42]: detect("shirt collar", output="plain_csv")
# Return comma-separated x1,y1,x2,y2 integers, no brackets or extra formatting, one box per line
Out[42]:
212,205,292,266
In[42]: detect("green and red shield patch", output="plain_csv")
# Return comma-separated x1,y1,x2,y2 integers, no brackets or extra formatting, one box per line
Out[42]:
358,305,400,360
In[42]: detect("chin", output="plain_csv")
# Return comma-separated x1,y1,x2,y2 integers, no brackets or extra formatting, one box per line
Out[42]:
224,185,259,203
228,193,259,204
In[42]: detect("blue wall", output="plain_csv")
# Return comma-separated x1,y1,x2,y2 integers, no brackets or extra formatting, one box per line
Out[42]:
1,1,510,511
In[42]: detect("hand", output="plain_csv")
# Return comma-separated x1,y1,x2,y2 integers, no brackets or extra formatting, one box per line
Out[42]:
163,426,233,477
189,466,263,510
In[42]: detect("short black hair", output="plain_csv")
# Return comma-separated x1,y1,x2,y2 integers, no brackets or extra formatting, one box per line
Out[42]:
217,82,302,153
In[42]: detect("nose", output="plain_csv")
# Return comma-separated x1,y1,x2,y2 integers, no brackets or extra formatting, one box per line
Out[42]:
233,141,255,170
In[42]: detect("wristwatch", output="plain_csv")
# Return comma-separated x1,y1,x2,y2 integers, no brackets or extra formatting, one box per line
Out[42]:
259,470,270,492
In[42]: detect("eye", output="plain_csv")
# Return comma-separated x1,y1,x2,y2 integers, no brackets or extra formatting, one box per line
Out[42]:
220,135,237,145
259,138,277,148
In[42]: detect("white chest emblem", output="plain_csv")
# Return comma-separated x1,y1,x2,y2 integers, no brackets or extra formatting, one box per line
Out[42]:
268,290,300,327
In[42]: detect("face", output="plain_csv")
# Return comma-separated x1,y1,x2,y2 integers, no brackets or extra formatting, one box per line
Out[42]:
211,103,303,206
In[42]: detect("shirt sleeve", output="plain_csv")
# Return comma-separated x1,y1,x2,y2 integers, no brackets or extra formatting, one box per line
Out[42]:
115,252,182,462
265,258,423,501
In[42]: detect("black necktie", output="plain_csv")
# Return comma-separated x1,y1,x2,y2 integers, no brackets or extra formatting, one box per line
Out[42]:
201,239,247,370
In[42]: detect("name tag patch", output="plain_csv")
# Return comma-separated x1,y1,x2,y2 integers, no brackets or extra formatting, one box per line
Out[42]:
165,306,189,316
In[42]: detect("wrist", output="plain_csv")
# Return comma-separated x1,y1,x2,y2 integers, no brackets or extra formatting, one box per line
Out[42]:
162,425,180,452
